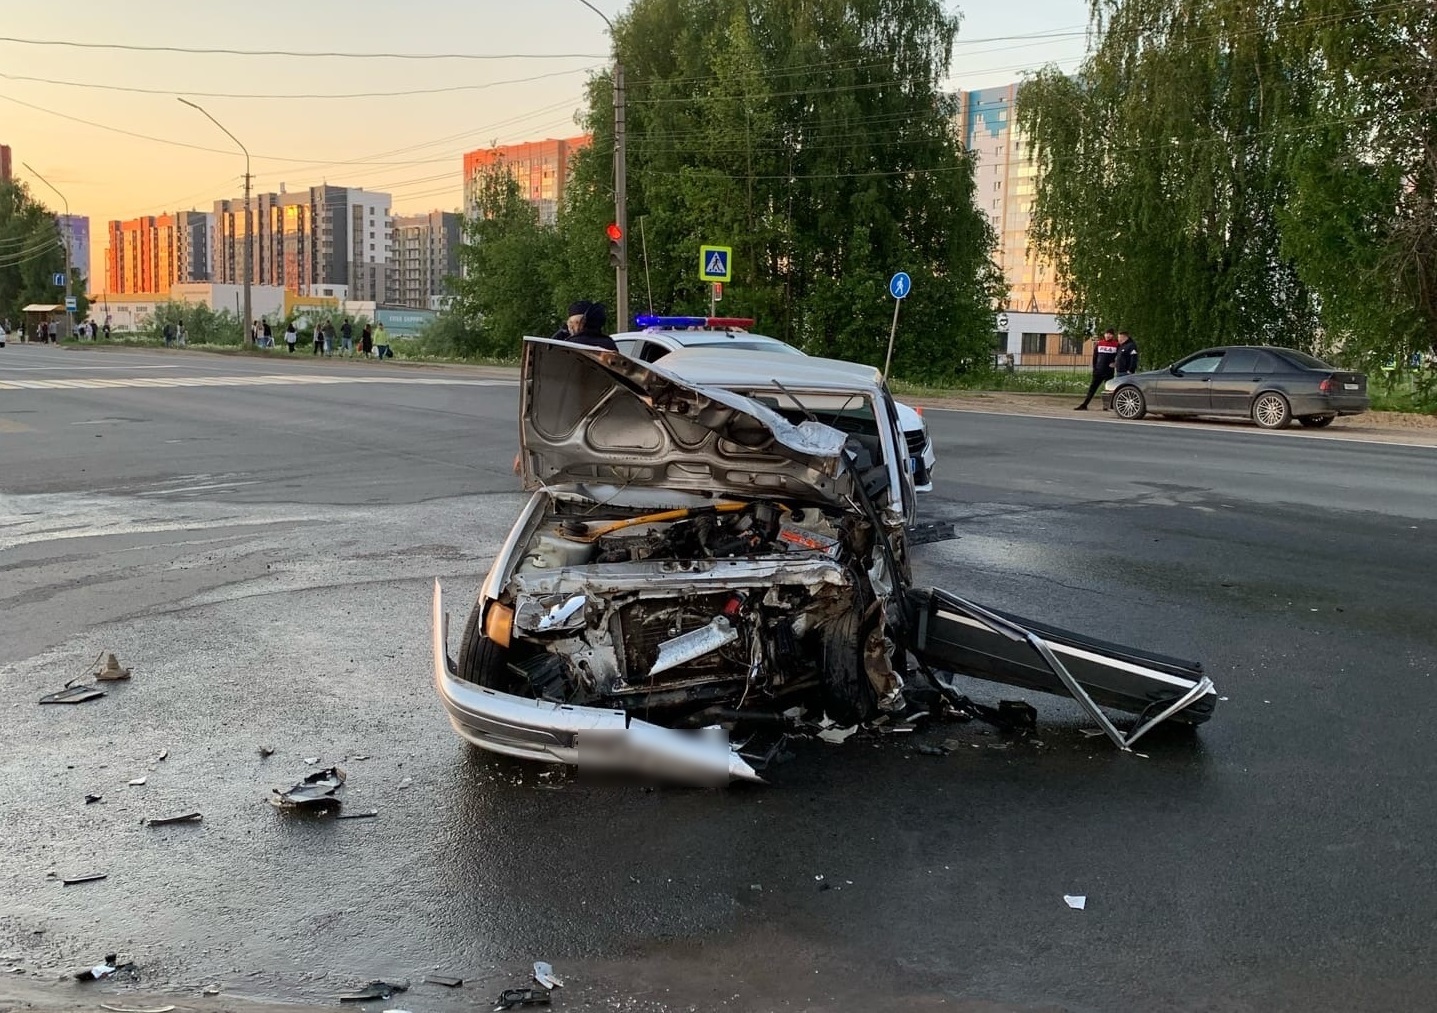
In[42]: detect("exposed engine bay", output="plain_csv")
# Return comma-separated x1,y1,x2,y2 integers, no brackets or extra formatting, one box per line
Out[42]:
483,494,900,726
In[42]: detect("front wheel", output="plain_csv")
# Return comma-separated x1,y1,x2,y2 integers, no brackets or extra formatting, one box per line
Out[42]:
819,609,879,727
1252,392,1292,429
456,603,518,691
1112,385,1147,420
1298,414,1335,428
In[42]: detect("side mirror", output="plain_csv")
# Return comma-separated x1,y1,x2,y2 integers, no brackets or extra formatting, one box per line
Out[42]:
1169,365,1182,376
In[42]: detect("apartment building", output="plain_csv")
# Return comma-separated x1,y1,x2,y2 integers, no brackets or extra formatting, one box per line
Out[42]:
462,136,590,225
105,211,214,295
56,215,91,285
212,185,391,301
390,211,461,310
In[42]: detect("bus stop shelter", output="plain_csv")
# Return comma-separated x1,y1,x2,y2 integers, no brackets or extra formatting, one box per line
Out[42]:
20,304,65,342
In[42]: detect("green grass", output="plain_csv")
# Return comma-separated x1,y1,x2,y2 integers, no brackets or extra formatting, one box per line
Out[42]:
891,370,1091,398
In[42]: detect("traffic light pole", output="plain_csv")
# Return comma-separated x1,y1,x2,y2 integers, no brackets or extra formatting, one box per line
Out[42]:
613,61,628,333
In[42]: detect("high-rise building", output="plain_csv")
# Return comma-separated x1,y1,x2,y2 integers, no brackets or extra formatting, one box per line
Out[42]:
105,212,214,295
212,185,391,302
0,144,11,183
462,136,591,225
390,211,461,310
955,84,1061,315
56,215,91,285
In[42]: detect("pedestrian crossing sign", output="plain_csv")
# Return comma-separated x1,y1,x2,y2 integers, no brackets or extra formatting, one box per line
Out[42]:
699,245,732,283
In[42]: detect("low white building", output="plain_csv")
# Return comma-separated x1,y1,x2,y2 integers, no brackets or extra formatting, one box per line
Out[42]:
994,310,1091,369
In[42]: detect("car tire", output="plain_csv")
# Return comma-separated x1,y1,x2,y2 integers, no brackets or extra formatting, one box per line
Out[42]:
456,602,517,691
1298,414,1335,428
1252,392,1292,429
819,608,879,727
1112,385,1147,420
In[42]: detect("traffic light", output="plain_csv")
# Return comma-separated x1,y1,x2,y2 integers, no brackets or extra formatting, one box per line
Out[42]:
606,222,623,267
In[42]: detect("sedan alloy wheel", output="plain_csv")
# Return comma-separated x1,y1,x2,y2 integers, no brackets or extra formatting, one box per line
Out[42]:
1113,386,1147,420
1252,392,1292,429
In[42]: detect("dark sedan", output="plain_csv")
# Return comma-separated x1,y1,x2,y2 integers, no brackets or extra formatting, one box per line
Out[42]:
1101,346,1369,429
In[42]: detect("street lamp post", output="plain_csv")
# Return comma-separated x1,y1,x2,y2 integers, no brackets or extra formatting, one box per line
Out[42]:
179,97,251,341
577,0,627,332
23,162,72,339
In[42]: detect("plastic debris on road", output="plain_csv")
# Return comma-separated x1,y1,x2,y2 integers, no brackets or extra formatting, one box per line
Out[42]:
532,961,563,990
423,974,463,988
494,987,551,1010
101,1004,174,1013
61,873,107,886
128,777,147,786
74,954,134,981
94,653,132,682
145,812,202,827
338,980,408,1002
39,684,105,705
84,794,103,805
816,725,856,744
1064,894,1087,910
336,810,379,820
258,745,275,758
271,766,346,808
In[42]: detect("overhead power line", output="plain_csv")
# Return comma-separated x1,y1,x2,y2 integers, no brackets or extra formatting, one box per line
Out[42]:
0,66,596,101
0,35,603,60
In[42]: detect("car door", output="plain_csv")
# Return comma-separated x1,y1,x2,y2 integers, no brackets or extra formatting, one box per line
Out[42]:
1209,348,1278,414
1147,351,1224,412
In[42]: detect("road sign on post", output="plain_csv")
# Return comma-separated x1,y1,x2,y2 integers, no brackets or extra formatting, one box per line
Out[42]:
883,272,912,380
699,245,732,283
65,295,77,312
53,272,66,287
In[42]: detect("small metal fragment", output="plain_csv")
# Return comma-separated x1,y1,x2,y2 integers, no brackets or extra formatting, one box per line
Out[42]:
62,873,108,886
145,812,203,827
532,961,563,990
423,974,463,988
39,685,105,705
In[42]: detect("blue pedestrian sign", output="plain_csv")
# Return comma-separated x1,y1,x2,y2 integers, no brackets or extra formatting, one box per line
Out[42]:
699,245,732,283
52,272,65,287
889,272,912,300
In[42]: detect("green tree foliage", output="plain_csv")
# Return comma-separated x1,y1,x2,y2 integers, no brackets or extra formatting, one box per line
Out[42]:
1020,0,1437,392
447,165,562,359
148,302,244,344
559,0,999,381
0,180,73,325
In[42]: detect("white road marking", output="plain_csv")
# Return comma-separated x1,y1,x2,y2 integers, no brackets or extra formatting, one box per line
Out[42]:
0,363,184,371
920,405,1437,451
0,373,516,391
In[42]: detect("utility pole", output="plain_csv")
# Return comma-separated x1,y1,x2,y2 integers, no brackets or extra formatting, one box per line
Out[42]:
179,98,251,340
24,162,72,339
578,0,627,332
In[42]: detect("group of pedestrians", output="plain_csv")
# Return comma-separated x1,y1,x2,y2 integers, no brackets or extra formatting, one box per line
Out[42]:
261,316,393,358
1076,328,1139,410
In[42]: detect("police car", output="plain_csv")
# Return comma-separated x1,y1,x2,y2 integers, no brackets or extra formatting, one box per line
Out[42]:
613,316,936,491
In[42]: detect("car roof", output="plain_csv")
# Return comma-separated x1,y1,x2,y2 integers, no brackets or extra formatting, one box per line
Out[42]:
613,328,796,349
659,347,886,392
1192,345,1302,355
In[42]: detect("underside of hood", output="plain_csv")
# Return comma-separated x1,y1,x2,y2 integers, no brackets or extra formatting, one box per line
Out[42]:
519,337,853,505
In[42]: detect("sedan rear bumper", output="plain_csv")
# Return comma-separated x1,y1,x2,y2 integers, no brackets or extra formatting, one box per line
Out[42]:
1288,393,1370,417
432,581,762,785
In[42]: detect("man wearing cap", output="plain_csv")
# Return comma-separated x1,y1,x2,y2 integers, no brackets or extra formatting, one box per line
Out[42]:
567,302,619,352
552,301,589,342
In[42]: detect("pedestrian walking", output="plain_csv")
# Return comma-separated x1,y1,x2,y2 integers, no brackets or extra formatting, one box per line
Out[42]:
103,321,111,340
176,322,187,347
323,321,335,356
1075,328,1120,410
285,322,298,353
163,322,175,347
262,320,273,348
360,324,373,359
373,322,392,359
340,318,353,357
48,320,58,344
1115,329,1139,377
311,323,322,355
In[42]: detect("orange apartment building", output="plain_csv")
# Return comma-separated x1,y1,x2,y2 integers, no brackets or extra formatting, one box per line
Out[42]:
462,135,591,225
105,212,213,295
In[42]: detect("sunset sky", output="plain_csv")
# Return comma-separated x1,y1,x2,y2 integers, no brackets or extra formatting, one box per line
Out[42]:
0,0,1088,286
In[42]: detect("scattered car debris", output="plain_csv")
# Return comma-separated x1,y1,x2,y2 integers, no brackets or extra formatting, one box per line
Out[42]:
128,777,147,786
85,794,103,805
396,777,413,790
338,980,408,1002
816,725,857,745
905,520,959,546
303,757,320,765
335,810,379,820
350,754,370,761
202,987,221,996
1064,894,1087,910
494,987,551,1010
532,962,563,990
101,1004,174,1012
61,873,108,886
74,954,134,980
258,745,275,758
39,683,105,705
914,743,949,756
271,766,346,808
153,749,169,762
145,812,203,827
94,653,132,682
423,974,464,988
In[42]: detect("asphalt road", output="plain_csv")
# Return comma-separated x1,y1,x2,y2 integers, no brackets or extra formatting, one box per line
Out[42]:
2,342,1435,1012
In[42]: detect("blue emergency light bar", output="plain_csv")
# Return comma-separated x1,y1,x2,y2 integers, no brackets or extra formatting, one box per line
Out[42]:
636,315,756,330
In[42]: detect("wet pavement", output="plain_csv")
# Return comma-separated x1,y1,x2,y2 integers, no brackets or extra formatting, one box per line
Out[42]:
2,343,1436,1012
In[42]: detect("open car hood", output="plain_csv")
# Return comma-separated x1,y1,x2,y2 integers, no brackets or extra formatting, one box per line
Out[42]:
520,337,854,505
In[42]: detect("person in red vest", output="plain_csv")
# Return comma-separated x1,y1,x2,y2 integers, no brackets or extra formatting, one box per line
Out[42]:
1076,328,1121,410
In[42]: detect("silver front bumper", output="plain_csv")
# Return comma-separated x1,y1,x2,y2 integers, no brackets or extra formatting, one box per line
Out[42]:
431,581,761,785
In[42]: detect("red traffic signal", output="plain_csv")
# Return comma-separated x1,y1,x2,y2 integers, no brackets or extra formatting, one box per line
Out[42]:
605,223,623,242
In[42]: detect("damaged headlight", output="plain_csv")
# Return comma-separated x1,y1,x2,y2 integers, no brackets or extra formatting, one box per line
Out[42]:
515,592,589,633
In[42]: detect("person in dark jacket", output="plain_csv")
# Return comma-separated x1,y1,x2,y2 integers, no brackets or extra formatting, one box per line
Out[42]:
568,302,619,351
1114,330,1139,377
360,325,373,358
1076,328,1120,410
551,301,590,342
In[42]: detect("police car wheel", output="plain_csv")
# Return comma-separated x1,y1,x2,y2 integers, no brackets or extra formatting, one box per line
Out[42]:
1112,385,1146,420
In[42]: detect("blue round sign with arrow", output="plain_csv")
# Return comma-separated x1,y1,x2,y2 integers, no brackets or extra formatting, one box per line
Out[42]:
889,272,912,300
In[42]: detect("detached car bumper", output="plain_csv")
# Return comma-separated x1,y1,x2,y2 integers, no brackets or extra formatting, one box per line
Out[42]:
431,581,761,785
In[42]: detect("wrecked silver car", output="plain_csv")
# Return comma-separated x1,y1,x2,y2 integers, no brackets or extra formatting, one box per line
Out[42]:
433,338,1217,784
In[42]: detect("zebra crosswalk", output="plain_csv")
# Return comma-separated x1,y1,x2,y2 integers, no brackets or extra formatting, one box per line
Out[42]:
0,373,516,391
